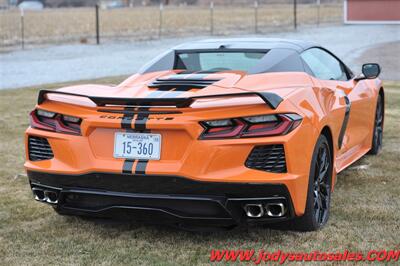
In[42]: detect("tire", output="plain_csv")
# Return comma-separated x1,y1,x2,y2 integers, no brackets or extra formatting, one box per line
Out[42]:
292,134,333,231
368,94,384,155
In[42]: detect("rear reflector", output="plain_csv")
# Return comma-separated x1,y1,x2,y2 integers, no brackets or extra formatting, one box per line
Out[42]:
245,144,287,173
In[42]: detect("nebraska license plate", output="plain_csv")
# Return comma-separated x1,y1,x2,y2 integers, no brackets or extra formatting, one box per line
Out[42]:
114,132,161,160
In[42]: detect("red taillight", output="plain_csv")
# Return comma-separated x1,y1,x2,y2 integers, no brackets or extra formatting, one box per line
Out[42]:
201,119,246,139
30,109,82,135
200,114,302,139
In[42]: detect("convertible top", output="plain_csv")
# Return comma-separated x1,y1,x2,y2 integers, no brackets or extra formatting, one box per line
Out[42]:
173,38,318,53
139,38,318,74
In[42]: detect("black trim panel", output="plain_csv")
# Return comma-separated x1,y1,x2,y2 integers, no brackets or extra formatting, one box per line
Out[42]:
29,173,295,227
338,95,351,149
27,171,291,198
148,77,221,90
98,109,181,115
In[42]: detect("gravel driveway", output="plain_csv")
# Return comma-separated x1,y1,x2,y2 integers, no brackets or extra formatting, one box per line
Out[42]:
0,24,399,90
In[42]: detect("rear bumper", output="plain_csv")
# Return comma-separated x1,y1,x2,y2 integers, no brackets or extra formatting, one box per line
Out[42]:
28,170,295,227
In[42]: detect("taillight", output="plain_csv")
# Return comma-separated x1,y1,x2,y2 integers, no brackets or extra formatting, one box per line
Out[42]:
200,114,302,139
30,109,82,135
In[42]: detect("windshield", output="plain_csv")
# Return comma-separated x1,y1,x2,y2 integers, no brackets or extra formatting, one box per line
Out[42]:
174,51,267,73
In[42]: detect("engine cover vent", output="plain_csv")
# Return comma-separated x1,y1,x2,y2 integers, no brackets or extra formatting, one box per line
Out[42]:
148,78,220,90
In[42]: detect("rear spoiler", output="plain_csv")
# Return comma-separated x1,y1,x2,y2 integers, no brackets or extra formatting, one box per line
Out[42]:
38,90,283,109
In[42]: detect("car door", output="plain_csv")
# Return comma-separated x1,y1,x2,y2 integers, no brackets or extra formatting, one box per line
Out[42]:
300,48,374,155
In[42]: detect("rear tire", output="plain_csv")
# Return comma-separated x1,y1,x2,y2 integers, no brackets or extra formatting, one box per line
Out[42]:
368,94,384,155
292,134,332,231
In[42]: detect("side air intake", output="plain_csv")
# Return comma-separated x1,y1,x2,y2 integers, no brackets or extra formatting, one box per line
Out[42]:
245,145,287,173
148,78,220,90
28,136,54,161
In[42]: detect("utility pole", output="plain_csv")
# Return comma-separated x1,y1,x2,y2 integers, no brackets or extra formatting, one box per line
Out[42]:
293,0,297,30
20,8,25,49
95,4,100,44
254,1,258,34
159,3,163,38
210,2,214,35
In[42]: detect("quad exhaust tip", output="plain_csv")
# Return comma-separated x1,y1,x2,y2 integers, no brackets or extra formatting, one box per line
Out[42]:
32,187,59,204
244,202,286,218
244,204,264,218
265,203,286,217
32,188,45,201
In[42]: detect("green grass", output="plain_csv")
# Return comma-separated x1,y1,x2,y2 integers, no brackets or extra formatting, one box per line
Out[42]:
0,79,399,265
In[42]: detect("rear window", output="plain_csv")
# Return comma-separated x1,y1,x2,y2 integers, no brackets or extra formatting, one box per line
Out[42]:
175,51,267,73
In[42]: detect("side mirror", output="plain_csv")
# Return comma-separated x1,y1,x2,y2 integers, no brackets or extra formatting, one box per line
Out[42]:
355,63,381,81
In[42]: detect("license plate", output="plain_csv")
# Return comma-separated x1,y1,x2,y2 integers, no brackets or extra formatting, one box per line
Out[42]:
114,132,161,160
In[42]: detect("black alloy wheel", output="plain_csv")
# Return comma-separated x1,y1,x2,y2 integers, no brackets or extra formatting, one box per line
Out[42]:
369,94,384,155
313,143,331,226
292,134,332,231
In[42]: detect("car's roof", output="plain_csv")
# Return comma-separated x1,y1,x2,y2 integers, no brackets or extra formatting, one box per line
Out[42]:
174,38,318,52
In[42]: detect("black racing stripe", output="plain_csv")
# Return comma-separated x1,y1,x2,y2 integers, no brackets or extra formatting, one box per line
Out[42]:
121,107,136,129
122,159,135,174
121,107,136,174
121,117,135,129
134,107,151,174
134,107,150,132
135,159,149,175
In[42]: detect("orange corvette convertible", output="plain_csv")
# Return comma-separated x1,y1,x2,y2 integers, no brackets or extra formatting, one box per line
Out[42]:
25,39,384,231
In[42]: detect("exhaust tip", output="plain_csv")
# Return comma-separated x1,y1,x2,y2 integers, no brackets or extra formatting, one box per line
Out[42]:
32,187,59,204
265,203,286,217
244,204,264,218
44,191,59,204
32,188,45,201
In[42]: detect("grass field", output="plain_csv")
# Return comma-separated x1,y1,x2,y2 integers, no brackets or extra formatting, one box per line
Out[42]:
0,78,399,265
0,3,342,47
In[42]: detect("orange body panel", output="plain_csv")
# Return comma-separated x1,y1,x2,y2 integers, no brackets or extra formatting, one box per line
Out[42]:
24,70,382,216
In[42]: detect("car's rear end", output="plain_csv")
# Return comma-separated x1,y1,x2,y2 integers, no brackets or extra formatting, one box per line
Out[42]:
26,37,324,229
25,77,317,229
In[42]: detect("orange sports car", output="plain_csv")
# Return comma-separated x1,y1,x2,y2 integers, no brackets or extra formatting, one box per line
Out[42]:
25,38,384,231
